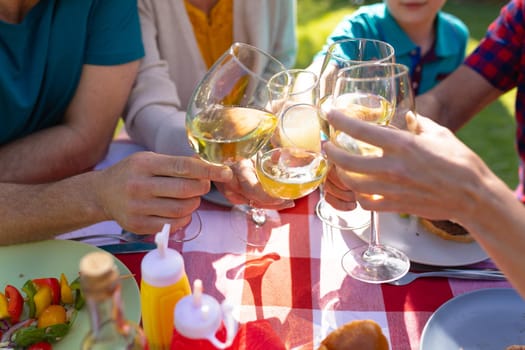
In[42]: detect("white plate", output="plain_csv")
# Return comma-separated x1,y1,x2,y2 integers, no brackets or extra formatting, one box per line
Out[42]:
0,239,140,349
420,288,525,349
354,213,487,266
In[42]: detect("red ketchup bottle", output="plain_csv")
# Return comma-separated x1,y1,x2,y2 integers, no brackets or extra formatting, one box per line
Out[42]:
170,279,237,350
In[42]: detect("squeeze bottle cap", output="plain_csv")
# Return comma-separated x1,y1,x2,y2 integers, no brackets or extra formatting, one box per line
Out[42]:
141,224,185,287
174,279,222,339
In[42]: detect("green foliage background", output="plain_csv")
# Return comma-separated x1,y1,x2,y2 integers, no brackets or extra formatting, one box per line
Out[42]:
296,0,518,188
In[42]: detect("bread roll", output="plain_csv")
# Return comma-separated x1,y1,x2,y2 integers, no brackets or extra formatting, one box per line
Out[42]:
419,218,474,243
318,319,389,350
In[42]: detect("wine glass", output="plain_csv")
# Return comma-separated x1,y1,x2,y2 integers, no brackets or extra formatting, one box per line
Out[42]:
185,42,288,246
331,62,414,283
315,38,395,231
228,69,321,246
231,68,321,246
256,103,327,201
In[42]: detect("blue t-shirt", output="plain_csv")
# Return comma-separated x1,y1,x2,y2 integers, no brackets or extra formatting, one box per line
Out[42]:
316,3,469,95
0,0,145,144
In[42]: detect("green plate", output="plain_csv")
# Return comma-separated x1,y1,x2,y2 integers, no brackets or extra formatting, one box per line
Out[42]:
0,239,141,349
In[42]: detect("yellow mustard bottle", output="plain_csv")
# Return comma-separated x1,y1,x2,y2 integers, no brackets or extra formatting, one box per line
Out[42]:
140,224,191,350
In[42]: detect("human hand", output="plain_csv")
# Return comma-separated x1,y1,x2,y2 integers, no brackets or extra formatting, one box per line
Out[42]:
323,110,488,221
322,164,358,211
214,158,295,210
94,152,232,234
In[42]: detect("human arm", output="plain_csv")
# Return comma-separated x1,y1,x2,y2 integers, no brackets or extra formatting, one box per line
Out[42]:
123,0,196,157
267,0,297,69
323,111,525,297
0,153,232,245
416,0,523,132
415,65,502,131
0,61,140,183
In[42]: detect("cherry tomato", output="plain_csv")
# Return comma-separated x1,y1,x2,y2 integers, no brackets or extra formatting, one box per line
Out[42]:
28,342,52,350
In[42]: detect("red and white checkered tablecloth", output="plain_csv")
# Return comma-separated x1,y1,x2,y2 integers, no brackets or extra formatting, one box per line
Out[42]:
63,141,512,349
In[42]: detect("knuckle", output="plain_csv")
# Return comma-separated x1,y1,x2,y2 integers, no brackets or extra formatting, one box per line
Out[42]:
172,157,192,177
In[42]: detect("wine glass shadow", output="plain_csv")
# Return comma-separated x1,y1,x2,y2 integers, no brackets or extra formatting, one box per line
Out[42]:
226,252,281,320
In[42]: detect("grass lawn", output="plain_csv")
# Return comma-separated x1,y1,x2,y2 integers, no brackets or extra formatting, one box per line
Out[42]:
296,0,519,188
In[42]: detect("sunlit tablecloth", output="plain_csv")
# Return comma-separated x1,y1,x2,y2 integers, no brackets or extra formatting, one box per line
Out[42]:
60,140,512,349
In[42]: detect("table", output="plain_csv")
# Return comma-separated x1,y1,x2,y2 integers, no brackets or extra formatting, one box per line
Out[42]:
61,141,512,349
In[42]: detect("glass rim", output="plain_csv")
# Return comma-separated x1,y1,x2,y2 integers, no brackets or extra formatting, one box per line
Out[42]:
336,62,410,82
325,38,395,64
267,69,319,95
227,42,287,84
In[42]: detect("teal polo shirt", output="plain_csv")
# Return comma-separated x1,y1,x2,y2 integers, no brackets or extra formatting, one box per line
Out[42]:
317,3,469,95
0,0,145,144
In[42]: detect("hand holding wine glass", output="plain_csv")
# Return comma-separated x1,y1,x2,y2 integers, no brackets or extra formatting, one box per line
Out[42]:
313,38,395,231
328,62,414,283
186,42,290,246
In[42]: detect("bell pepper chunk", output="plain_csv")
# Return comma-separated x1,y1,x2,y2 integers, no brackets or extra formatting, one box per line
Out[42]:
32,278,60,305
59,273,74,305
5,285,24,323
34,285,52,318
69,277,85,310
22,279,38,318
0,292,9,319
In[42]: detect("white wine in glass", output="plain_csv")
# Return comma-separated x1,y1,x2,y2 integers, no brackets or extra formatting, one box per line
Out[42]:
188,106,277,165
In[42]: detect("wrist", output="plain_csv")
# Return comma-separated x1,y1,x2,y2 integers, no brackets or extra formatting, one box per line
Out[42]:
85,171,112,223
458,168,514,237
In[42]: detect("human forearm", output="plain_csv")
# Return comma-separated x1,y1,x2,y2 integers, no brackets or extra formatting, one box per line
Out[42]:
416,66,501,131
126,105,195,156
272,0,297,69
0,123,113,183
125,5,193,156
459,173,525,297
0,152,234,245
0,172,107,245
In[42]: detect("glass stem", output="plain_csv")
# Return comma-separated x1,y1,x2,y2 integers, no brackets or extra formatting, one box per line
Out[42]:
370,211,379,246
318,183,326,201
365,210,382,258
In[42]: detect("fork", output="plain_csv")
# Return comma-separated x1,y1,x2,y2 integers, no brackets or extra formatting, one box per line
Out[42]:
389,269,506,286
69,232,140,243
